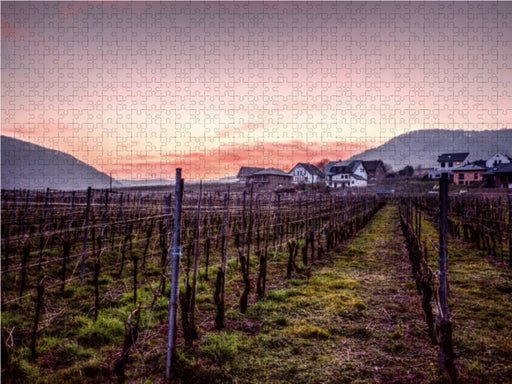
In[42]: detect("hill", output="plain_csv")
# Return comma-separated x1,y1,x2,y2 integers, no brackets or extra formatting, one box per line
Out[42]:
1,136,119,190
349,129,512,171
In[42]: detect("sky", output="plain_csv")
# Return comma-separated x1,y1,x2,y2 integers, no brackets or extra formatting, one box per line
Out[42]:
2,1,512,181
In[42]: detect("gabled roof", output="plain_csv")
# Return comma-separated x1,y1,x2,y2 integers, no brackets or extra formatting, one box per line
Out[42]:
437,153,469,163
290,162,324,178
494,163,512,174
324,161,344,175
252,168,292,177
487,152,512,161
237,166,264,178
362,160,384,172
483,163,512,175
325,160,364,175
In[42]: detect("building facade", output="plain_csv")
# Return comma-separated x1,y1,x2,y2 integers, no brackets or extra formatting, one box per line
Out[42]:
289,163,324,184
485,152,511,168
324,160,367,188
429,152,470,179
246,168,293,189
362,160,386,183
452,163,487,186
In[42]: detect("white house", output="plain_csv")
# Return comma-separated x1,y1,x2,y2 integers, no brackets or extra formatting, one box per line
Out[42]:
324,160,367,188
429,152,470,179
485,152,511,168
289,163,324,184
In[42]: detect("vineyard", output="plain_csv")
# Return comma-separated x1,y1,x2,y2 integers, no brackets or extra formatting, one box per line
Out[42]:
1,179,511,383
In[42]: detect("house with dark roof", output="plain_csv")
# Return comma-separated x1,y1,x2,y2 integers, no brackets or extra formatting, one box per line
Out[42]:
362,160,386,183
289,163,324,184
236,166,264,184
429,152,470,179
246,168,292,189
483,163,512,189
437,152,469,169
324,160,367,188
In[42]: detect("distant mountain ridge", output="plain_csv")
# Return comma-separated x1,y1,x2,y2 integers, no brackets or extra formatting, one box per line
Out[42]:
1,136,119,190
349,129,512,171
3,129,511,190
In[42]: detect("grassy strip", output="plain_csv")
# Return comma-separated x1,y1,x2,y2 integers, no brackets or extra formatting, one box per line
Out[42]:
173,204,439,383
419,212,512,383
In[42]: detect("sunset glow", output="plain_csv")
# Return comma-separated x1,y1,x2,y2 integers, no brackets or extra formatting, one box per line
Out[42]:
2,1,511,180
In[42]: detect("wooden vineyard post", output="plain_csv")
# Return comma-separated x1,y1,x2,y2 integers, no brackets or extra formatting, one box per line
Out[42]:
61,237,71,292
118,193,124,253
38,188,50,272
166,169,184,380
19,239,31,298
189,181,202,341
241,186,253,313
94,236,101,321
22,190,30,234
240,190,247,294
275,193,281,248
257,200,272,298
214,190,231,330
509,195,512,268
30,281,45,359
438,173,458,382
102,189,109,252
80,187,92,286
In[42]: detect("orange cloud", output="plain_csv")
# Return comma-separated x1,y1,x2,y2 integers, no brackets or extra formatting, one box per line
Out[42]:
111,139,374,181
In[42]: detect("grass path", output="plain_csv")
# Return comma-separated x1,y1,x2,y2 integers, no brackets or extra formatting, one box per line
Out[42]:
193,204,440,383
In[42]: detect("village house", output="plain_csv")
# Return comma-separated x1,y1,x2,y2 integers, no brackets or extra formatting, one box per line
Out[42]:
485,152,511,168
414,167,435,179
246,168,293,189
324,160,368,188
362,160,386,183
429,152,470,179
452,161,487,186
493,163,512,188
236,166,264,184
289,163,324,184
483,163,512,189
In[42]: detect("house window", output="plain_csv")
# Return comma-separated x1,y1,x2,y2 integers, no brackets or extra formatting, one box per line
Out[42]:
458,174,464,180
474,173,478,179
448,162,453,167
441,162,445,168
